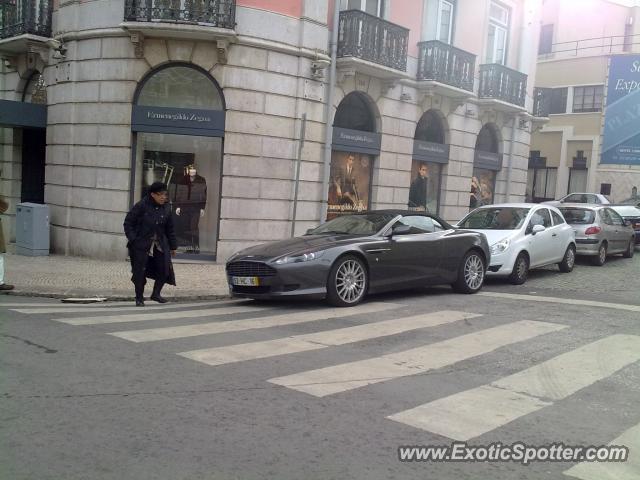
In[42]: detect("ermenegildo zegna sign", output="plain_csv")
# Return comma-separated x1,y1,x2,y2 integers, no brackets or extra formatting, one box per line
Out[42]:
0,100,47,129
474,150,503,171
131,106,225,137
413,140,450,163
332,127,382,155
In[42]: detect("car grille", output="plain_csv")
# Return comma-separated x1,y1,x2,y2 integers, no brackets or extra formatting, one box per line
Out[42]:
227,261,277,277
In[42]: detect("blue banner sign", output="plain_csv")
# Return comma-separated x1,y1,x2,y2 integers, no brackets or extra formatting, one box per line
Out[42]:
602,55,640,165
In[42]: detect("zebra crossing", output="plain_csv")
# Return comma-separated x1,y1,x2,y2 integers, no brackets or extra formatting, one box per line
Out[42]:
4,298,639,478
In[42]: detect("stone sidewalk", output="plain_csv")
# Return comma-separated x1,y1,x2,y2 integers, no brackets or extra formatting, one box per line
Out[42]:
2,253,230,300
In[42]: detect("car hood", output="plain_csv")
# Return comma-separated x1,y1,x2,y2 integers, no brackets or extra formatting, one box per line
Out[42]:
461,229,519,245
228,234,367,261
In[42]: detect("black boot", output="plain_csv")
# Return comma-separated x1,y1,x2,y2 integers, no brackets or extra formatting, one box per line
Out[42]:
135,283,145,306
150,281,168,303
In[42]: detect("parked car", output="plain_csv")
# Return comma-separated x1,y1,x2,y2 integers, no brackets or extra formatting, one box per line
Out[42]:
609,204,640,245
558,204,635,265
456,203,576,284
620,195,640,208
226,211,490,307
543,192,610,207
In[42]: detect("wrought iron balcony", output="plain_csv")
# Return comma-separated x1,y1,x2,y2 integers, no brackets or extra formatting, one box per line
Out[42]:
0,0,52,39
124,0,236,29
478,63,527,107
532,87,552,117
417,40,475,93
338,9,409,71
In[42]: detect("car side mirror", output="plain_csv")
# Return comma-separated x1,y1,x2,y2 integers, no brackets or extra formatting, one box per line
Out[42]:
532,224,545,235
306,228,315,235
624,219,632,227
392,224,412,236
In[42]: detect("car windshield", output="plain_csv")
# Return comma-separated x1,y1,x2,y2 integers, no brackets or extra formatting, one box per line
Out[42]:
458,207,529,230
559,208,596,224
611,206,640,217
307,213,398,236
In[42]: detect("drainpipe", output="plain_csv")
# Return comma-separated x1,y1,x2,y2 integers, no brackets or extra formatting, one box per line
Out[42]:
320,1,340,222
505,114,518,203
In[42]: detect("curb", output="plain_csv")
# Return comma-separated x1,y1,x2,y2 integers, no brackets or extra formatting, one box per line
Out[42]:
1,290,233,302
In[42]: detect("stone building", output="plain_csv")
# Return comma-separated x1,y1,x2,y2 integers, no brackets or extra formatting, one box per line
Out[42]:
530,0,640,203
0,0,541,261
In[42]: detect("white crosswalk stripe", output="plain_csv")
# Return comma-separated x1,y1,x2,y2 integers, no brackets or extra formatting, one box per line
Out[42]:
388,334,640,440
479,291,640,313
178,310,481,366
11,300,242,315
108,302,401,342
563,421,640,480
55,303,276,325
268,320,567,397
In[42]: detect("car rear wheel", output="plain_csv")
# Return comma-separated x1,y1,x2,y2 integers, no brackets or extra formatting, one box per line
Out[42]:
508,253,529,285
622,238,635,258
452,250,485,294
591,242,607,266
326,255,368,307
558,245,576,272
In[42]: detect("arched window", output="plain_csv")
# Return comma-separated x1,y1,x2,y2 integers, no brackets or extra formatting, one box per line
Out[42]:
415,110,445,144
334,92,376,132
136,65,224,110
475,124,500,153
471,123,502,209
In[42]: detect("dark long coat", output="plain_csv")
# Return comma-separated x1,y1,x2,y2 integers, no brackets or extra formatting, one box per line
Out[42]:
123,196,178,285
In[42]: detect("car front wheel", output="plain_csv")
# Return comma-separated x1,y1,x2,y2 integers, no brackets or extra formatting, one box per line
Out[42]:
452,250,485,294
558,244,576,272
326,255,368,307
508,253,529,285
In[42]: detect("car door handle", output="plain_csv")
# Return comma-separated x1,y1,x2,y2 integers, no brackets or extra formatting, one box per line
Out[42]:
552,233,557,237
365,248,391,254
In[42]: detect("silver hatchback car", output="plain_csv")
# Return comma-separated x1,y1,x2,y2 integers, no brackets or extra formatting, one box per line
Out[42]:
558,204,636,265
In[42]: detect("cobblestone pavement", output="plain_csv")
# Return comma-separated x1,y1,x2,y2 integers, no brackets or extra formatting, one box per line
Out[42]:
2,247,639,301
484,246,640,304
3,253,229,300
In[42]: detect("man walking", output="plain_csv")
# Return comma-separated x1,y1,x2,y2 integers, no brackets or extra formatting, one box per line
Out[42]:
0,195,14,291
124,182,177,306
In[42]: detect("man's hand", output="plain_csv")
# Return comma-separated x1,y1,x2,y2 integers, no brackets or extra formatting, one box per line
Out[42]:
175,208,181,216
200,209,205,218
170,250,176,257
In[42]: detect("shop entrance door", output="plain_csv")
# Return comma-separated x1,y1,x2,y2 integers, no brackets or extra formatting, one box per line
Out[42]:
21,128,46,203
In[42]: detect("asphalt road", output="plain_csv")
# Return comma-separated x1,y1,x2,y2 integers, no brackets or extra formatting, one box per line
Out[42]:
1,253,639,480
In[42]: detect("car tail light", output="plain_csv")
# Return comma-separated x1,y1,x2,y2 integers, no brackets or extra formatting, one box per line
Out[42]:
584,226,601,235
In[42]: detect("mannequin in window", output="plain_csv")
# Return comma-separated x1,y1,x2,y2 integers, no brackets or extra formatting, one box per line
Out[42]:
333,154,360,207
173,165,207,253
408,163,429,212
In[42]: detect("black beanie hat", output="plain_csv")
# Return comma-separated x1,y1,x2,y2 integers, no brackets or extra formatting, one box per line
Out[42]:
148,182,168,194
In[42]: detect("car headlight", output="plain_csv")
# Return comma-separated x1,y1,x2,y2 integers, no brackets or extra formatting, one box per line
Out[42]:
274,251,325,265
490,238,511,255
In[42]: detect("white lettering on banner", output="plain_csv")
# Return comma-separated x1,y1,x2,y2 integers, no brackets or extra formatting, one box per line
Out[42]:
631,60,640,73
147,111,211,122
614,78,640,94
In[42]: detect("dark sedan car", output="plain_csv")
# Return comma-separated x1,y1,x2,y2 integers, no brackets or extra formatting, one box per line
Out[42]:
225,211,491,307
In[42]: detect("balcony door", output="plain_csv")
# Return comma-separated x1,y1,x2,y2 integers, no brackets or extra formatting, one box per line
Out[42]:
341,0,384,16
436,0,454,43
486,1,509,64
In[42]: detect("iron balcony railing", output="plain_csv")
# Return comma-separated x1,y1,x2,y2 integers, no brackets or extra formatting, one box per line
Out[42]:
478,63,527,107
124,0,236,29
0,0,52,39
417,40,475,92
532,87,552,117
338,9,409,71
540,32,640,60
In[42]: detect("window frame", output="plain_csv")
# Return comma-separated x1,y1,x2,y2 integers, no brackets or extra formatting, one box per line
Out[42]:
572,85,604,113
436,0,455,44
341,0,384,16
486,1,510,64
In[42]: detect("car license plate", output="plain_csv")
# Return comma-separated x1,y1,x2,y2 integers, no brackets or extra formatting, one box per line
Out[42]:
231,276,260,286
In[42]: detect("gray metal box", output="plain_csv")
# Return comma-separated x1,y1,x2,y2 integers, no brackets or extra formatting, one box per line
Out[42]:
16,202,50,256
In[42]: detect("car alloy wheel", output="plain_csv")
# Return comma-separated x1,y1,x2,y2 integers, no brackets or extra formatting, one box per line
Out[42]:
623,239,635,258
509,253,529,285
559,245,576,272
464,254,485,291
332,257,367,305
591,243,607,266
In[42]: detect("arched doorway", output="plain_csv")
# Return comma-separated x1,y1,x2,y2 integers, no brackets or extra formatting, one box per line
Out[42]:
328,92,381,219
410,109,449,214
20,71,48,204
131,64,225,260
470,123,502,209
